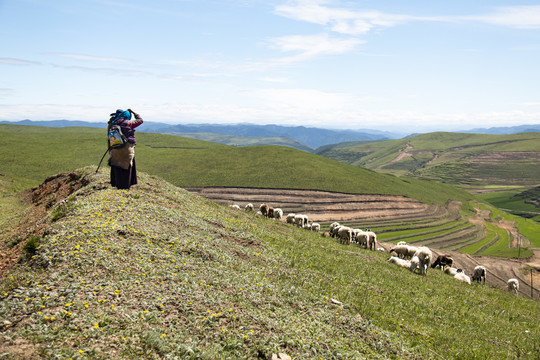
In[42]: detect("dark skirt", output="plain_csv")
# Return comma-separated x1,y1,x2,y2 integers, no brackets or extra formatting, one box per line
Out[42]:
110,158,138,189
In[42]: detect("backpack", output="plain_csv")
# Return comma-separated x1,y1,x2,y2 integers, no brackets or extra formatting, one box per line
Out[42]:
108,123,128,149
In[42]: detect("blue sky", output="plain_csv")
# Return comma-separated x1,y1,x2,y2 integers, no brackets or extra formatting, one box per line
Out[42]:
1,0,539,132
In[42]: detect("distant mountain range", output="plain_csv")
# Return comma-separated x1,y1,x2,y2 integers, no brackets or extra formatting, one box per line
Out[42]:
460,124,540,135
1,120,538,152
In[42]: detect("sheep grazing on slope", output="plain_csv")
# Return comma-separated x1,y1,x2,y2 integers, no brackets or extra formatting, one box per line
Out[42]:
471,265,487,284
388,256,411,269
267,207,275,219
443,265,460,276
286,213,296,224
507,278,519,294
311,223,321,232
337,226,353,245
390,244,418,259
454,272,471,285
273,208,283,220
413,246,432,275
390,245,409,259
366,230,377,251
244,203,254,212
229,204,241,210
405,245,419,259
409,256,422,274
352,229,367,247
396,241,408,246
259,203,269,217
431,255,453,270
329,222,340,238
294,214,308,228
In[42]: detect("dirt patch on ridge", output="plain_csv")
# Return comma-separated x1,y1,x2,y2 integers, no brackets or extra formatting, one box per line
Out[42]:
0,171,90,279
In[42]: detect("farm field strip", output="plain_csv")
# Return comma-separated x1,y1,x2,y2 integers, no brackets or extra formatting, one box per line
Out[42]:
376,220,466,239
428,227,482,249
381,222,474,243
461,228,497,254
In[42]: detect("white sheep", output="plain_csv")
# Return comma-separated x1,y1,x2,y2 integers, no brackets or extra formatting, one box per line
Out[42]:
352,229,367,246
304,223,312,230
397,241,408,246
286,213,296,224
454,272,471,285
507,278,519,294
273,208,283,220
329,222,340,237
311,223,321,232
443,265,459,276
390,244,409,259
405,245,419,260
366,230,377,251
413,246,432,275
244,203,254,212
471,265,486,284
388,256,411,269
229,204,241,210
294,214,304,227
377,247,386,252
409,255,421,274
337,226,353,245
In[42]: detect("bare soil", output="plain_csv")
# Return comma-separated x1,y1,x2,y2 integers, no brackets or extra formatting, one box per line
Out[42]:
0,171,90,279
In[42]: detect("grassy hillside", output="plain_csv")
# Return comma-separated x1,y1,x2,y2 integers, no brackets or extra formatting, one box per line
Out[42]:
316,132,540,187
0,124,471,206
1,168,538,359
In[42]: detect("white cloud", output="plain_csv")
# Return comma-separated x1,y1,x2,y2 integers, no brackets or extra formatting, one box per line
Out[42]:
0,57,41,66
275,0,410,35
48,53,130,62
267,33,364,62
469,6,540,29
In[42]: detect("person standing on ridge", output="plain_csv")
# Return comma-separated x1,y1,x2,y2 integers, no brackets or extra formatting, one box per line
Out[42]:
108,108,143,189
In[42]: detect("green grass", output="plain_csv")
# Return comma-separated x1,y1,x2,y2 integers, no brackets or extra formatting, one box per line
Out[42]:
0,124,473,207
461,225,498,255
0,167,538,359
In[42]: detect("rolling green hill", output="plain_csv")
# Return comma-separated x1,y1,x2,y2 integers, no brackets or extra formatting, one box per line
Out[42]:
0,124,471,206
1,168,538,359
316,132,540,187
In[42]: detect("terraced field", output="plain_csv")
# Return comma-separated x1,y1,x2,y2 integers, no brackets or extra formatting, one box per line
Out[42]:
185,187,529,258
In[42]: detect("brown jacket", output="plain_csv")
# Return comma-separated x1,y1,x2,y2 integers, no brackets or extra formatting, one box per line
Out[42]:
109,143,135,170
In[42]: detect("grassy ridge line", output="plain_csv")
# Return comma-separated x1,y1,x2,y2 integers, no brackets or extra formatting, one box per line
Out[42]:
0,124,472,206
1,167,538,359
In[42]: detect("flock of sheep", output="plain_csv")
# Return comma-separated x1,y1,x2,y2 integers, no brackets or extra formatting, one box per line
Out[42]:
229,203,521,295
